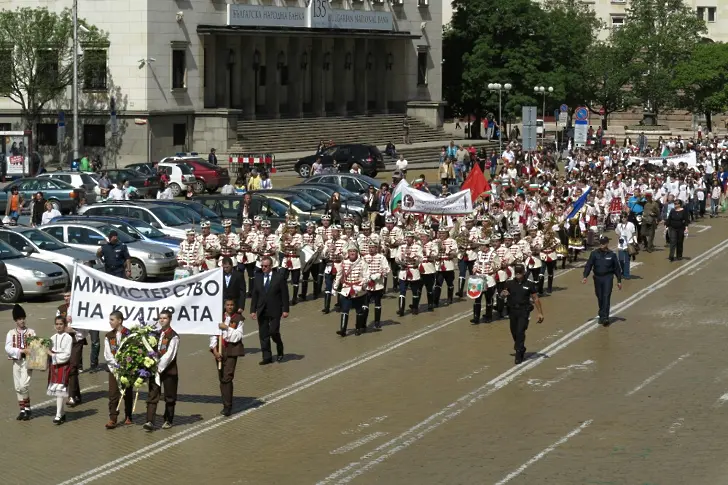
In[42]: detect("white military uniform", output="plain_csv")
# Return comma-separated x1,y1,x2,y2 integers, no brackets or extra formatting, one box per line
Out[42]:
177,239,204,274
380,226,404,260
218,231,240,266
363,253,390,292
396,242,423,282
435,237,458,272
472,248,498,288
255,233,280,269
281,233,303,270
334,257,370,298
420,240,437,276
197,232,221,271
238,230,258,265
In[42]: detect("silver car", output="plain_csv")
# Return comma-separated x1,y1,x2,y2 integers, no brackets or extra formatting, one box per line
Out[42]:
0,227,103,286
78,203,200,239
41,221,178,282
0,241,68,303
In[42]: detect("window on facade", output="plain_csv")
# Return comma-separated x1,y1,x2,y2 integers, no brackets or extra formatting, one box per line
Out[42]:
173,123,186,146
0,47,12,92
83,124,105,147
611,16,625,29
37,124,58,146
417,51,427,86
83,49,107,90
708,7,717,22
37,49,59,86
172,49,186,90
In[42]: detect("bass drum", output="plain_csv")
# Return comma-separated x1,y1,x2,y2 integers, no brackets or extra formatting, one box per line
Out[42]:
466,275,484,299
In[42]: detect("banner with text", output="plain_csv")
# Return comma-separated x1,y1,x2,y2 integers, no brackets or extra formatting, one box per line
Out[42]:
628,151,698,168
400,186,473,215
69,265,223,335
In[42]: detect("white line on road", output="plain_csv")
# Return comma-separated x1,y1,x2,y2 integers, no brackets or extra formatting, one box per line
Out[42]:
342,416,389,435
316,239,728,484
57,309,471,485
457,365,490,382
625,353,691,397
330,432,389,455
527,360,595,390
493,420,593,485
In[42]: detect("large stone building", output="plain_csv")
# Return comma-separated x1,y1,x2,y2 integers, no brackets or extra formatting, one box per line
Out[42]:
0,0,443,166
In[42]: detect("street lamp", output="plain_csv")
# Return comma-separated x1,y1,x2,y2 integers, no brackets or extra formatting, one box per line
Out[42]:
534,86,553,142
487,82,512,154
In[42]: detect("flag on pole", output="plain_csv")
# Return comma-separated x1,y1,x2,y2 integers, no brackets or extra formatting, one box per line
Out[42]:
567,186,592,219
390,179,410,212
460,163,491,201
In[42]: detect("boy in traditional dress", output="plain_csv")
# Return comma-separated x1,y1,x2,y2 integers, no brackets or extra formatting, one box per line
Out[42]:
144,309,179,431
210,299,244,417
104,311,133,429
47,316,73,424
59,292,85,406
5,304,35,420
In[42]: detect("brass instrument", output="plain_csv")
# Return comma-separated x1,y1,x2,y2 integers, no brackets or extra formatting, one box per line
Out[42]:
434,239,444,262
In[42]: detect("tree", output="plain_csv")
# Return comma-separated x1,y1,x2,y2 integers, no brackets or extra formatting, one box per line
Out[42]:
0,7,106,134
673,41,728,130
614,0,706,122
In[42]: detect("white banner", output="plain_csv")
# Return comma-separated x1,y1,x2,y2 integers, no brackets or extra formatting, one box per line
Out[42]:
628,151,698,168
69,265,223,335
400,186,473,215
227,2,393,31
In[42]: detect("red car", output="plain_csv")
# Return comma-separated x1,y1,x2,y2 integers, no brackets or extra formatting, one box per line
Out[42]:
158,156,231,193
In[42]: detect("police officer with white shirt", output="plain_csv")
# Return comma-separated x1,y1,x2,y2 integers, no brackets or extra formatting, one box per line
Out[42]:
582,235,622,326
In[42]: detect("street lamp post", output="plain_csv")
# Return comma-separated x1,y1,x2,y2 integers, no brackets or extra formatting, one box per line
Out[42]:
534,86,553,142
487,82,512,154
72,0,78,162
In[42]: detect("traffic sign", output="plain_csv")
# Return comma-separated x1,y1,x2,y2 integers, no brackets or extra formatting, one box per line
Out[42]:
523,127,537,151
58,111,65,128
522,106,537,126
558,112,568,126
599,107,605,116
560,104,568,113
574,106,589,121
574,119,588,146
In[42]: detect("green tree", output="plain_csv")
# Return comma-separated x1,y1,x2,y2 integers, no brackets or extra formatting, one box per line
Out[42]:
673,41,728,130
614,0,706,122
0,7,106,133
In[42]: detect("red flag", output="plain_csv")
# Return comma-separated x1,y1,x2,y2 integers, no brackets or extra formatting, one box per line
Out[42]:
461,163,491,202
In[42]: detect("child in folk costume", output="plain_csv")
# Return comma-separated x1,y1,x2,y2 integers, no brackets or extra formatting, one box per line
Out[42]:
418,228,438,312
470,238,499,324
210,299,244,417
48,316,73,425
334,243,370,336
104,311,133,429
363,241,390,329
395,231,424,317
144,309,179,431
57,292,85,406
5,304,35,420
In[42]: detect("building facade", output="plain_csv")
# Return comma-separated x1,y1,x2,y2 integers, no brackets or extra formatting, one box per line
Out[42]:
0,0,443,166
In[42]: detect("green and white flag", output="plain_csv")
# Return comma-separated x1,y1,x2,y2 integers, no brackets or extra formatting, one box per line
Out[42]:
390,179,410,212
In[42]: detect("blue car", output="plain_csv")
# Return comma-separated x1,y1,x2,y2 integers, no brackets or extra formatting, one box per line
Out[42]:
51,215,183,253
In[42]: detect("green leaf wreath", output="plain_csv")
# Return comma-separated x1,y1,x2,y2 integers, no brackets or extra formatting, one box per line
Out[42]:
112,316,160,391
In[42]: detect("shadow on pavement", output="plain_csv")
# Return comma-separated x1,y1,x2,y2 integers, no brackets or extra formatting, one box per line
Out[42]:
279,353,304,363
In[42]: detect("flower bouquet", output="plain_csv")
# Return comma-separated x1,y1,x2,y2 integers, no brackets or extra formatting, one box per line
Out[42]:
26,336,53,371
112,316,160,412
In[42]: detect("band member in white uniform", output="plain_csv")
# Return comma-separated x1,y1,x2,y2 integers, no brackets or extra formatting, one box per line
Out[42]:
524,224,544,292
300,221,323,302
254,220,279,270
321,225,346,314
218,219,240,267
380,216,404,292
280,221,303,305
177,229,204,274
470,238,499,323
395,231,424,316
434,226,458,307
363,240,390,328
197,221,221,271
418,228,438,311
457,215,478,297
239,218,258,295
334,243,370,337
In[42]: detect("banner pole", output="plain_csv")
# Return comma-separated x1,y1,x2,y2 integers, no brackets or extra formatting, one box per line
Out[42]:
217,332,223,371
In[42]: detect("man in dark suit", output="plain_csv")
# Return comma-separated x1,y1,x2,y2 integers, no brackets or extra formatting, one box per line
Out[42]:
250,256,289,365
221,257,246,314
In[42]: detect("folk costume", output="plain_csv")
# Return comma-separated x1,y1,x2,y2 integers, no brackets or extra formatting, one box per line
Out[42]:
209,312,244,416
104,326,133,428
58,302,85,405
145,326,179,430
5,304,35,420
48,331,73,424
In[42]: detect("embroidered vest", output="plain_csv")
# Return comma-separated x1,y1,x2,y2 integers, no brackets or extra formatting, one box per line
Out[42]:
105,327,130,355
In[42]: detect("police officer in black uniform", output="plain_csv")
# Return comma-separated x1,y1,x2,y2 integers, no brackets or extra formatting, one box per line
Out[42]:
96,230,131,279
500,264,544,365
582,235,622,326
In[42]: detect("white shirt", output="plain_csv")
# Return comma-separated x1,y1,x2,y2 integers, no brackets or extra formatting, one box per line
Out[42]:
5,327,35,360
50,333,72,365
157,188,173,199
220,184,235,195
616,222,636,250
501,150,515,163
41,209,62,225
156,331,179,375
396,159,408,171
103,329,127,367
108,187,127,201
208,314,245,348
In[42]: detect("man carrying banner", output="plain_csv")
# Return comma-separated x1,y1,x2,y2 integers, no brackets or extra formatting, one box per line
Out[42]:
395,231,423,316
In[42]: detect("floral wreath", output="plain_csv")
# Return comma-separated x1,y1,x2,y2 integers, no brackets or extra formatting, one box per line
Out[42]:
112,315,161,392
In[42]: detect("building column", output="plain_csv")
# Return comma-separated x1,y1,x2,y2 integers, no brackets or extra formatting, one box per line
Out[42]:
203,36,217,108
311,38,324,117
240,37,255,119
333,40,347,116
376,40,390,114
265,37,280,119
288,38,303,117
215,37,228,108
354,38,367,115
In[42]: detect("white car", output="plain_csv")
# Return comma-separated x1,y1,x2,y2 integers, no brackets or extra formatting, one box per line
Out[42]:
37,171,100,196
536,119,545,135
157,162,197,196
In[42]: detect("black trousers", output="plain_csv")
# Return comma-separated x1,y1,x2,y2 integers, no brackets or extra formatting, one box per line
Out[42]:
146,373,178,424
593,275,614,321
668,227,685,259
509,309,530,352
67,340,84,400
258,316,284,362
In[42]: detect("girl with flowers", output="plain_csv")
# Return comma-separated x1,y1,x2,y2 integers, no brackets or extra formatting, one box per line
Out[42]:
143,309,179,432
103,311,133,429
47,316,73,425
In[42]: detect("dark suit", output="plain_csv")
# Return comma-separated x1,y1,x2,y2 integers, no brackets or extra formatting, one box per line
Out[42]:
222,269,247,312
251,269,289,361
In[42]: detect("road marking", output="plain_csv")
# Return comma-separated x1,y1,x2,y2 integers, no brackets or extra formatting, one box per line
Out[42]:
457,365,490,382
316,238,728,484
668,418,684,434
527,360,595,390
692,224,711,233
494,420,593,485
625,353,691,397
555,360,595,371
57,309,471,485
330,432,389,455
20,384,103,417
536,329,564,343
341,416,388,435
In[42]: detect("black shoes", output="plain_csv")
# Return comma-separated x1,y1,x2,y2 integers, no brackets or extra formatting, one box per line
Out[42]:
515,350,525,365
276,355,284,363
143,422,154,432
16,410,25,421
221,407,232,417
53,415,66,425
23,409,31,421
259,359,273,365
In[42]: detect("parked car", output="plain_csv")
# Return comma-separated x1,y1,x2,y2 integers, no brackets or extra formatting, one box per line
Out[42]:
0,227,102,287
131,199,224,226
159,156,231,193
294,183,366,213
98,169,160,198
77,202,202,239
52,215,183,253
0,178,92,214
193,194,323,230
156,162,197,196
126,163,157,177
302,174,382,194
37,171,99,197
250,189,362,224
0,260,11,295
41,221,178,281
294,144,385,178
0,240,68,303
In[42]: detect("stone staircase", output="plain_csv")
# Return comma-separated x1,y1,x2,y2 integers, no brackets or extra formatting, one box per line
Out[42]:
229,114,450,154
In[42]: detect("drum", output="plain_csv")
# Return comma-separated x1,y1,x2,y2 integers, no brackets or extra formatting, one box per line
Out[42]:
174,268,192,280
466,275,484,299
301,246,321,273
